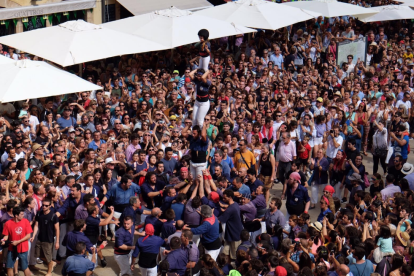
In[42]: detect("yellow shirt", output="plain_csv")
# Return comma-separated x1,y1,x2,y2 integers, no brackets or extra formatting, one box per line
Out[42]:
403,53,413,60
234,150,256,171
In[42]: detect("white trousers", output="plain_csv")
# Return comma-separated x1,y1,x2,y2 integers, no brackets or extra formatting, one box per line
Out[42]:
190,161,207,179
199,56,210,71
311,184,327,204
193,100,210,128
110,211,122,237
205,247,221,261
114,253,132,276
29,232,38,266
58,222,74,258
87,244,97,266
333,181,343,199
192,234,201,247
140,266,158,276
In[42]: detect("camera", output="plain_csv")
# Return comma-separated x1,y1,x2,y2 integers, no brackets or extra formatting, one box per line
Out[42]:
372,200,382,208
330,130,334,133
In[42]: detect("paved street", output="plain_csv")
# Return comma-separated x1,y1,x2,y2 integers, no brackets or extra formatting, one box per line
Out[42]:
30,140,414,276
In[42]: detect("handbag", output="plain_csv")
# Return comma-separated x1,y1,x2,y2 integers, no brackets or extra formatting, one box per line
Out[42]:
374,132,388,157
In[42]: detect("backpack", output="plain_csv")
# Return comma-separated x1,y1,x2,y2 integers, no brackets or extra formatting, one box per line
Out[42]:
364,173,370,188
375,256,391,276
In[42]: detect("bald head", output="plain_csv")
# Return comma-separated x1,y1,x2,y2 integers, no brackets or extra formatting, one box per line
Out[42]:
175,220,184,230
238,167,247,177
339,264,349,276
152,208,161,217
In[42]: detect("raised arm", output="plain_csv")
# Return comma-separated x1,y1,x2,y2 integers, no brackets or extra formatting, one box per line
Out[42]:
190,181,199,200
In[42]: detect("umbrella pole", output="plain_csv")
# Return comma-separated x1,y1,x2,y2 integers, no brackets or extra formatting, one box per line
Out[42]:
78,64,82,77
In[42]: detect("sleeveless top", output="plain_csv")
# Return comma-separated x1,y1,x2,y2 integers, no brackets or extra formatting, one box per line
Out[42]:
259,153,272,176
194,79,211,102
357,113,365,125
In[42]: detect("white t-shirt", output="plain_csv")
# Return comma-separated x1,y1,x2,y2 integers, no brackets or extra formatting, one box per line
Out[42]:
396,100,411,112
326,135,344,159
29,115,40,128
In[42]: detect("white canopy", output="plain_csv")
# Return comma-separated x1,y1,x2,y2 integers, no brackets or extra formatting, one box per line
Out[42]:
356,5,414,22
103,6,256,49
195,0,321,30
0,55,13,65
283,0,378,18
117,0,212,15
0,20,167,67
401,1,414,7
0,59,101,103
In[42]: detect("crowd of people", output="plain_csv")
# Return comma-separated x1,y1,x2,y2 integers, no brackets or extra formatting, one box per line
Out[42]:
0,4,414,276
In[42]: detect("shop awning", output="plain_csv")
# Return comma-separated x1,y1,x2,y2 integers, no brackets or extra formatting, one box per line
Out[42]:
0,0,96,20
116,0,212,15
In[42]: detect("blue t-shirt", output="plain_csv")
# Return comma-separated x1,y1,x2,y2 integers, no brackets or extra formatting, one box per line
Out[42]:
161,158,178,174
349,260,374,276
400,219,412,232
57,116,77,131
171,203,185,221
377,237,393,253
393,135,409,159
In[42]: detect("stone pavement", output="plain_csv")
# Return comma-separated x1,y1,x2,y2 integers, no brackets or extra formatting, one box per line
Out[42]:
31,140,414,276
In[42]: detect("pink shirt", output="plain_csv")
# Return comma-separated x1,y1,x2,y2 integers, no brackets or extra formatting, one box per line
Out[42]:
126,143,141,162
278,140,296,162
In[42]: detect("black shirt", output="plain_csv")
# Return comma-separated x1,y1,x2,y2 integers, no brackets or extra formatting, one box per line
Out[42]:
36,210,59,243
345,148,360,164
34,136,49,147
387,166,405,185
85,216,100,245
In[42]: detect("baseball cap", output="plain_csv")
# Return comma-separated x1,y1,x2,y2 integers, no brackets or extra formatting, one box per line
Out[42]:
173,70,179,74
169,115,177,120
105,157,114,164
275,266,287,276
317,97,323,103
210,191,220,203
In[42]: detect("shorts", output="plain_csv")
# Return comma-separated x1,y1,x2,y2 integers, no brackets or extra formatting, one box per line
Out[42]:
313,137,323,146
258,175,272,189
299,158,309,166
6,250,28,270
222,240,241,260
35,241,53,263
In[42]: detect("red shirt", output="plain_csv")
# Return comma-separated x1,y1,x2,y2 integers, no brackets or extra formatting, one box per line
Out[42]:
299,143,311,159
2,218,33,253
